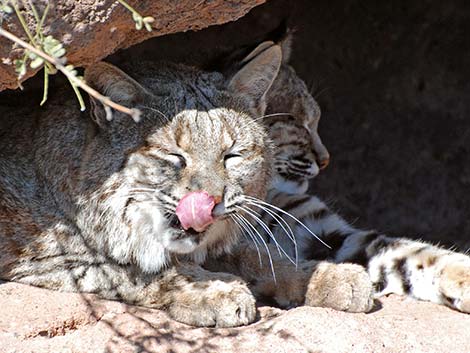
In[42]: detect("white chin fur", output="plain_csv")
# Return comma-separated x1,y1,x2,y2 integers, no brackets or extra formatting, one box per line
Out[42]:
165,236,199,254
271,175,309,194
109,202,170,274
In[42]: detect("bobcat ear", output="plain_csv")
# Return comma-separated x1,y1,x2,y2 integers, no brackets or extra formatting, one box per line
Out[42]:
228,44,282,114
239,41,275,65
84,62,147,127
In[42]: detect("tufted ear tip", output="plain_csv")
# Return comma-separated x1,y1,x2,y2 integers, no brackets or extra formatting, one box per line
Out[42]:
85,62,145,104
84,62,116,88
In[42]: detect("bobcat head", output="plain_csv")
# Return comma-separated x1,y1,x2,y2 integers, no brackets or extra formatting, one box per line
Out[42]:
219,36,329,195
263,35,330,195
79,45,281,273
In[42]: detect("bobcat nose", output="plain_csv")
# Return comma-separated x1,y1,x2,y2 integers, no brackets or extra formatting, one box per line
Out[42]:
211,194,226,217
318,156,330,170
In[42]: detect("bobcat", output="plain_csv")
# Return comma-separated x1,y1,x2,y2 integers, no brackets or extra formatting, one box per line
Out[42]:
0,44,376,328
246,36,470,314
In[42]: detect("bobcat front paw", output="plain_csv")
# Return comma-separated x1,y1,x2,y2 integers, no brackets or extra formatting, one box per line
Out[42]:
168,280,256,327
439,262,470,313
305,262,374,313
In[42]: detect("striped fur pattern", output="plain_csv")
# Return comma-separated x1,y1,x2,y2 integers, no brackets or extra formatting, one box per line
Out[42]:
0,48,287,327
266,190,470,313
0,44,382,327
264,36,330,195
259,39,470,314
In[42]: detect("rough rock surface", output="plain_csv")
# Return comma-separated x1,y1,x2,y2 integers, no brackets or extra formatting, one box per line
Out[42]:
0,0,265,91
1,281,469,353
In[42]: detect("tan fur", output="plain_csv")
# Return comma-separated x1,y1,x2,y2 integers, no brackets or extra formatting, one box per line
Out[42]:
305,262,373,312
205,242,373,313
0,43,380,329
0,48,283,327
254,36,470,315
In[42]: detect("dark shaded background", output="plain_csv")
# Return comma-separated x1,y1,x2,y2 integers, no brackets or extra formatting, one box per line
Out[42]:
112,0,470,250
3,0,470,250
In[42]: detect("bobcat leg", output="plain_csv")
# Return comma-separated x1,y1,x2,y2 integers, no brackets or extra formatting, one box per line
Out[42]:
367,236,470,313
205,241,374,312
10,254,256,327
141,264,256,327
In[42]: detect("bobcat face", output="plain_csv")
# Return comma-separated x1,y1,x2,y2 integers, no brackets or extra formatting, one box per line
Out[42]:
268,116,321,194
82,44,281,273
265,65,330,194
123,108,272,259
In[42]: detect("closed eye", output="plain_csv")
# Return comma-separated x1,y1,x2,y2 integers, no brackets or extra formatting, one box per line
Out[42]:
224,153,243,168
224,153,242,160
167,153,186,169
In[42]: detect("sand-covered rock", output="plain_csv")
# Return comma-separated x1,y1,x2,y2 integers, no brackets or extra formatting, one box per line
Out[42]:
1,281,469,353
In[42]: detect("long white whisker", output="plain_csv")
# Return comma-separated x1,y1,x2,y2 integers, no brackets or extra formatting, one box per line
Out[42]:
239,205,282,257
236,213,276,283
140,106,170,121
245,200,296,245
232,214,263,267
253,112,294,123
237,205,297,267
245,200,298,266
233,213,264,250
243,196,331,249
230,215,249,241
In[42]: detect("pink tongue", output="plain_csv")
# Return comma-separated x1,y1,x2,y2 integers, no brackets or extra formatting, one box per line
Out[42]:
175,191,215,232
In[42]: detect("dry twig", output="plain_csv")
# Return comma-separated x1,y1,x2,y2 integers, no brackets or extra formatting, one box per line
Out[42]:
0,27,142,122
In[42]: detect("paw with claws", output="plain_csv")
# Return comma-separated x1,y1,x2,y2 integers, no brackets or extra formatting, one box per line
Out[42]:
167,278,257,327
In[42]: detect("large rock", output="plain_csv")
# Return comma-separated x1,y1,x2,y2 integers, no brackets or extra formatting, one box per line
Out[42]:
1,281,469,353
0,0,265,91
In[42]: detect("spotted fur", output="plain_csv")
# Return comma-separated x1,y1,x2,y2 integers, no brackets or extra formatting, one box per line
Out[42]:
257,35,470,314
0,44,379,328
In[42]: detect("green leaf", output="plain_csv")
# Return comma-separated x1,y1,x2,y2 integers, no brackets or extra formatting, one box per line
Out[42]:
1,4,12,14
30,56,44,69
135,18,143,30
42,35,66,58
40,66,49,106
52,47,66,58
65,64,78,77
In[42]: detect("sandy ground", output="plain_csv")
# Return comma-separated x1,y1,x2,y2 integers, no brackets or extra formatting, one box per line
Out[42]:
1,281,469,353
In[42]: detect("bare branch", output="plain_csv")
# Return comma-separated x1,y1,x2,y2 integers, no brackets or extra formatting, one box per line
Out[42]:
0,27,142,122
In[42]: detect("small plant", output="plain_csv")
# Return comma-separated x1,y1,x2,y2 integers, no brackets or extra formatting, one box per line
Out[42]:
0,1,12,16
0,0,155,121
117,0,154,31
9,1,71,106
